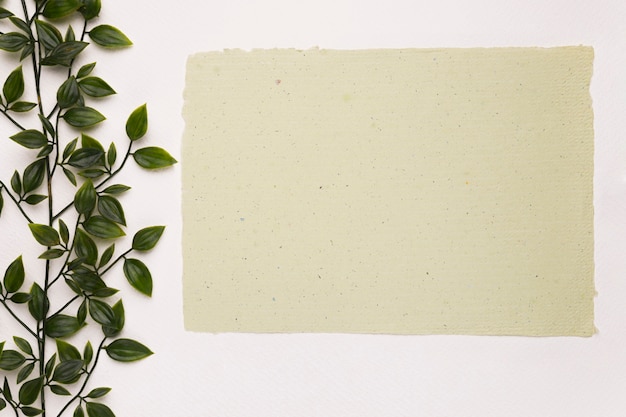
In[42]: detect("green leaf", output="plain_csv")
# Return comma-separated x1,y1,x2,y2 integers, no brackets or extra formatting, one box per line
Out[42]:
84,216,125,239
50,385,72,396
9,292,31,303
89,24,132,48
132,226,165,251
101,184,130,195
10,130,47,149
42,41,88,66
38,248,65,259
0,32,29,52
74,405,85,417
105,338,152,362
17,362,35,383
9,101,37,112
37,145,54,158
35,19,63,51
9,17,30,34
133,147,177,169
83,342,93,365
28,283,49,321
125,104,147,140
42,0,81,19
59,219,70,244
57,76,80,108
3,65,24,103
23,158,46,194
77,62,96,78
18,376,44,405
3,376,13,401
85,402,115,417
74,179,96,214
79,77,115,97
78,168,106,179
68,147,104,168
63,167,77,185
86,387,110,399
89,298,115,325
65,25,75,42
0,7,14,19
29,223,61,246
0,398,5,411
24,194,48,205
13,336,33,355
77,298,87,323
0,350,25,370
63,106,105,128
10,170,22,195
99,244,115,268
20,42,35,61
45,315,83,338
63,138,78,160
92,287,118,299
123,258,152,296
45,354,57,379
79,0,101,20
81,133,105,152
98,195,125,225
103,299,125,337
56,339,82,361
74,229,98,265
107,142,117,167
3,255,24,293
21,406,43,416
52,359,83,383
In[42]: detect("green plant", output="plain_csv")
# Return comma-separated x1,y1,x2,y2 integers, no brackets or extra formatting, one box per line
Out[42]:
0,1,176,416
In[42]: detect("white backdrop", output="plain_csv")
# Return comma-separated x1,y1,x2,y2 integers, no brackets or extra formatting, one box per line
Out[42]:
1,0,626,415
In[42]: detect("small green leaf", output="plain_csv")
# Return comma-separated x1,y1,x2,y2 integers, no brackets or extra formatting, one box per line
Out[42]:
98,195,125,225
77,298,87,323
45,315,83,338
79,0,101,20
56,339,82,362
85,402,115,417
74,179,96,214
20,406,43,416
42,0,81,19
13,336,33,355
24,194,48,205
20,42,35,61
9,101,37,112
132,226,165,251
84,216,125,239
65,25,75,42
42,41,88,66
63,106,105,128
3,255,25,293
99,244,115,268
74,405,85,417
17,362,35,383
57,76,80,108
38,248,65,259
18,376,44,405
29,223,61,246
0,7,14,19
50,385,72,396
105,338,152,362
10,170,22,195
83,342,93,365
89,24,132,48
28,283,49,321
35,19,63,51
123,258,152,296
89,298,115,326
125,104,147,140
23,158,46,194
9,17,30,34
79,77,115,97
10,130,47,149
59,219,70,244
9,292,31,303
77,62,96,78
101,184,130,195
45,354,57,379
133,147,177,169
103,299,125,337
63,167,77,185
86,387,111,399
81,133,105,153
52,359,83,384
107,142,117,167
0,32,29,52
3,65,24,103
63,138,78,160
3,376,13,401
37,145,54,158
74,229,98,265
78,168,106,179
0,350,25,370
0,398,5,411
68,148,104,168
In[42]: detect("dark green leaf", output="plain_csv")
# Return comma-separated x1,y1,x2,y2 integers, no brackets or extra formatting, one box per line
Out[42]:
10,130,47,149
107,142,116,167
92,288,118,299
89,24,132,48
38,248,65,259
65,278,82,295
99,244,115,268
65,25,75,42
88,298,115,325
84,216,125,239
39,114,56,137
133,147,177,169
52,359,83,383
18,376,44,405
29,223,60,246
63,106,105,128
123,258,152,296
0,32,29,52
59,219,70,244
3,255,24,293
9,292,31,303
0,398,5,411
74,405,85,417
63,167,77,185
85,402,115,417
103,299,124,337
13,336,32,355
83,342,93,365
63,138,78,160
79,0,101,20
98,195,125,225
20,406,43,416
56,339,82,362
37,145,54,157
42,0,81,19
101,184,130,195
74,229,98,265
9,101,37,112
125,104,148,141
23,158,46,194
132,226,165,251
77,62,96,79
77,298,87,323
81,133,105,152
86,387,110,399
3,376,13,401
74,179,96,214
10,170,22,194
24,194,48,205
45,354,57,379
0,350,25,370
68,147,104,168
57,76,80,108
3,65,24,103
78,168,106,179
17,362,35,384
45,315,83,338
0,7,14,19
9,17,30,34
50,385,71,396
105,338,152,362
28,283,49,321
42,41,88,67
79,77,115,97
20,42,34,61
35,19,63,51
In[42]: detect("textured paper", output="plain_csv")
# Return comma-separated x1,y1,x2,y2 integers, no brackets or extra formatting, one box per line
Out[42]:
182,47,594,336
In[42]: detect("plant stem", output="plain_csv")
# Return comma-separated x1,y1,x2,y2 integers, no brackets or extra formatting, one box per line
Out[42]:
0,181,34,223
100,248,132,276
0,299,38,339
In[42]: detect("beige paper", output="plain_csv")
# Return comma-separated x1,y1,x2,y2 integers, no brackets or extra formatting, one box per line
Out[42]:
182,47,594,336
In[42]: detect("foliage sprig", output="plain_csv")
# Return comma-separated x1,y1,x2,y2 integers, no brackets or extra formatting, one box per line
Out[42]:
0,1,176,416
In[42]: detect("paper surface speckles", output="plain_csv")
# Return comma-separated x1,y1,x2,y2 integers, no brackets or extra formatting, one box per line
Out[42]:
182,47,594,336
